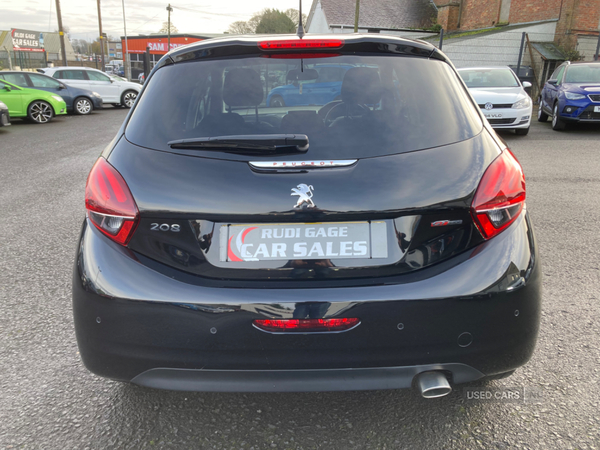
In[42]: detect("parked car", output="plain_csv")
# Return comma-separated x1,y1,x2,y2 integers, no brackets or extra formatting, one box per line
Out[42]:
0,100,10,127
73,35,541,397
457,66,532,135
266,64,353,107
0,79,66,123
43,66,141,108
538,61,600,130
0,71,103,115
137,73,145,84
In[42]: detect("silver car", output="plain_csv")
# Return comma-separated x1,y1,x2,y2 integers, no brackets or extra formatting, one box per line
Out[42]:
458,66,533,136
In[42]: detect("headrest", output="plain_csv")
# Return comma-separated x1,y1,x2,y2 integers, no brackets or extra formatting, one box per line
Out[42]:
341,67,382,105
223,68,263,107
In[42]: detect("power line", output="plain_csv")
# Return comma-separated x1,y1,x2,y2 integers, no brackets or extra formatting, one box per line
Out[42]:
131,13,161,32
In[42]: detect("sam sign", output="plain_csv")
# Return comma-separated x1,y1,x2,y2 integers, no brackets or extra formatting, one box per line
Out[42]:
12,29,44,53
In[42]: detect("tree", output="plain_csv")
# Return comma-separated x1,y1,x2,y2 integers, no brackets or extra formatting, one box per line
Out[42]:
72,39,90,54
90,38,102,55
255,9,296,34
227,21,253,35
158,21,178,34
284,8,307,26
226,8,300,35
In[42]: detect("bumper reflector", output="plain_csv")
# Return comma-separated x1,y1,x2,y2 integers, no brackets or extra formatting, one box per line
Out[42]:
253,318,360,333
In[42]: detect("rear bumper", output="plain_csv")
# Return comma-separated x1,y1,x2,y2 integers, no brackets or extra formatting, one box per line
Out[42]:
131,364,484,392
73,212,542,391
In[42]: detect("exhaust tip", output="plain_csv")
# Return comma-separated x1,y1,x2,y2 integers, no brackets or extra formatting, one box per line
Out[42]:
416,371,452,399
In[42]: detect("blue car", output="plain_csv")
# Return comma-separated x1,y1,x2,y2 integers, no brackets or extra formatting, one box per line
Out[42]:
266,64,353,107
538,61,600,130
0,71,103,115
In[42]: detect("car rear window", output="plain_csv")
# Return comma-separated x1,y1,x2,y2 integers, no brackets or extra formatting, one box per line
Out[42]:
125,55,482,159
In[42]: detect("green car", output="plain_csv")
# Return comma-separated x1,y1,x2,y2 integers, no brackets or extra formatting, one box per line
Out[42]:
0,79,67,124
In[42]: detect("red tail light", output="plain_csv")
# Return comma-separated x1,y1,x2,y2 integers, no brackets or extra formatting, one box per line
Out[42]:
258,39,344,50
253,318,360,333
471,150,526,240
85,158,139,246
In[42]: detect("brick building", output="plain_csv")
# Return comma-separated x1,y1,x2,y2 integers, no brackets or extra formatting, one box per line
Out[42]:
434,0,600,53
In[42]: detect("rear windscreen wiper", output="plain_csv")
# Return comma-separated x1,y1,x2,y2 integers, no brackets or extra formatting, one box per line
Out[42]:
168,134,309,154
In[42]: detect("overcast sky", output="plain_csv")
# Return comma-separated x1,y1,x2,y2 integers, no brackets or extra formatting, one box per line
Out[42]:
0,0,311,40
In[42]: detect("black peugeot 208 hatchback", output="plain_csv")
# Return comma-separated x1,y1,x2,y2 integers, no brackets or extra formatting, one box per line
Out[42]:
73,34,541,398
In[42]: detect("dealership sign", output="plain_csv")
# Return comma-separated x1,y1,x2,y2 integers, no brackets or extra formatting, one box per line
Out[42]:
122,36,204,54
12,29,44,52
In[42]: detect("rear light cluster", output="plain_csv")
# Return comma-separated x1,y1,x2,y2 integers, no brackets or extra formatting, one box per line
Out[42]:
253,318,360,333
85,158,139,246
471,149,526,240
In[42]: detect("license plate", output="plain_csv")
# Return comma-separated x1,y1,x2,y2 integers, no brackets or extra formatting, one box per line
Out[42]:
595,106,600,113
485,114,503,118
220,222,387,262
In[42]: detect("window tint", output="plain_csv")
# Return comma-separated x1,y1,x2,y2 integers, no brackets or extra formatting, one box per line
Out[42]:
458,69,519,88
0,73,29,87
29,74,61,88
61,70,87,80
87,71,110,82
126,56,482,160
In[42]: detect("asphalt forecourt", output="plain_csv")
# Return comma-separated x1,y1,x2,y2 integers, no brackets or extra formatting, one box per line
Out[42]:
0,112,599,449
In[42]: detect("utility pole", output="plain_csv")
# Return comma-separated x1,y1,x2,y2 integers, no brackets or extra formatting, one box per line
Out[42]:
97,0,105,70
122,0,130,80
354,0,360,33
166,4,173,50
55,0,68,66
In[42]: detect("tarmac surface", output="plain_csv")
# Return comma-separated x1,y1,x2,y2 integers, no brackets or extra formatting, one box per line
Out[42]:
0,108,599,449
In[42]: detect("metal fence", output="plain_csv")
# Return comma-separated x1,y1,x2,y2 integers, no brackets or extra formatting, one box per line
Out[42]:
0,50,108,71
